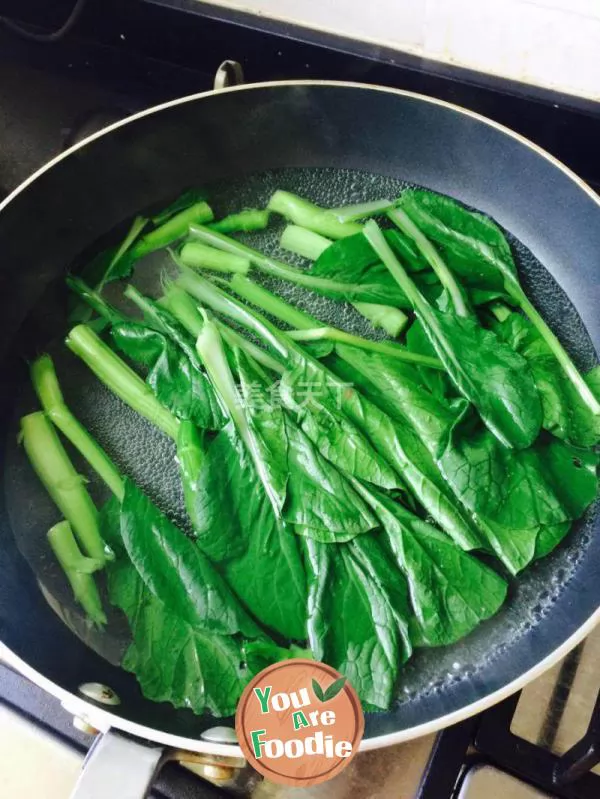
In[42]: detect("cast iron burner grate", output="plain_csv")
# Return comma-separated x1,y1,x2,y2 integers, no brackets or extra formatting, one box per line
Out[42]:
419,687,600,798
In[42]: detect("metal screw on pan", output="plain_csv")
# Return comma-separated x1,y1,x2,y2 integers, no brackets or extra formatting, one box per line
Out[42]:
72,716,99,736
77,682,121,706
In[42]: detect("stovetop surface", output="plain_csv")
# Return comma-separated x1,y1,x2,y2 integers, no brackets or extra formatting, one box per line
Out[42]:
1,7,600,798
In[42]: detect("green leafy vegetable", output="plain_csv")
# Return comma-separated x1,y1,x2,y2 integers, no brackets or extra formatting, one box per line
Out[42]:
107,555,248,716
306,534,412,709
492,311,600,447
398,188,600,418
365,220,543,449
110,321,224,432
354,485,507,646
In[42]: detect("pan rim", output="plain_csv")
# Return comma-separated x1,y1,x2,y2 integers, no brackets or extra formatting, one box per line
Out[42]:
1,78,600,755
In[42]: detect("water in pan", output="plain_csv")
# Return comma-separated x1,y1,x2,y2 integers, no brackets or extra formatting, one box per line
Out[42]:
3,167,598,706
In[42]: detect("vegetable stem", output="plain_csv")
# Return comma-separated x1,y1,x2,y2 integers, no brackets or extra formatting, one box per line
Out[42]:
162,286,284,374
364,221,430,315
176,270,289,358
31,355,124,501
179,242,250,275
515,288,600,415
48,521,107,626
67,276,128,325
131,201,214,259
20,412,111,563
267,190,362,239
195,317,282,513
66,325,180,440
280,225,331,260
388,207,469,317
329,199,395,223
352,302,409,337
230,275,318,330
189,224,362,297
98,215,147,292
287,327,443,369
209,209,270,233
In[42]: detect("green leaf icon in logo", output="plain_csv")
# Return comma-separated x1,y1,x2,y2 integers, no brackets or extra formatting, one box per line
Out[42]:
312,676,346,702
312,678,326,702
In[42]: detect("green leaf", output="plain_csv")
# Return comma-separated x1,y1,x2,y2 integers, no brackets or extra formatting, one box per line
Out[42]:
492,312,600,447
183,422,308,640
305,535,412,710
312,678,326,702
400,189,516,289
234,348,377,542
356,485,507,646
329,346,484,552
111,322,224,431
439,414,597,573
309,229,434,307
416,305,542,449
405,320,454,399
244,641,311,675
322,676,347,701
107,558,248,717
116,477,261,637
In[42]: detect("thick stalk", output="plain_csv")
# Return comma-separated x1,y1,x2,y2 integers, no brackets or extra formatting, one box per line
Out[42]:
267,190,362,238
178,241,250,274
48,521,107,626
131,201,213,259
329,198,395,223
388,207,469,317
209,209,270,233
20,412,111,563
287,327,442,369
230,275,319,329
280,225,331,260
31,355,124,500
352,302,409,337
66,325,180,440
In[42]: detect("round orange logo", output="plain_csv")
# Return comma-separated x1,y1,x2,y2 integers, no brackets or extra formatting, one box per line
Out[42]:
235,659,364,787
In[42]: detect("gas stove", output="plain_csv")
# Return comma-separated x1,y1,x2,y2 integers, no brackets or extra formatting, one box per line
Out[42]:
1,4,600,797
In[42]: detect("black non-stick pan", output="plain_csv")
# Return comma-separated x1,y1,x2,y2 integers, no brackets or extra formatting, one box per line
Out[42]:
1,81,599,796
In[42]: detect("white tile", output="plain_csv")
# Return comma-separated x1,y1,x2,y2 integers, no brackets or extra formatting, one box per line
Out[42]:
519,0,600,19
0,704,83,798
204,0,425,51
201,0,600,100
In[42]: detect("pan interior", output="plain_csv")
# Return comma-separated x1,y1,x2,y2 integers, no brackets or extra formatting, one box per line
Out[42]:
4,165,598,737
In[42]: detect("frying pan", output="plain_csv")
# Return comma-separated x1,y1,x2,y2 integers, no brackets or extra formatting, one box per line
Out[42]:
1,79,600,797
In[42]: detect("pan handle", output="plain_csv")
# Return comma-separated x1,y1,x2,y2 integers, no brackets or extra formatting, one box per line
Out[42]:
69,730,165,799
213,60,245,90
